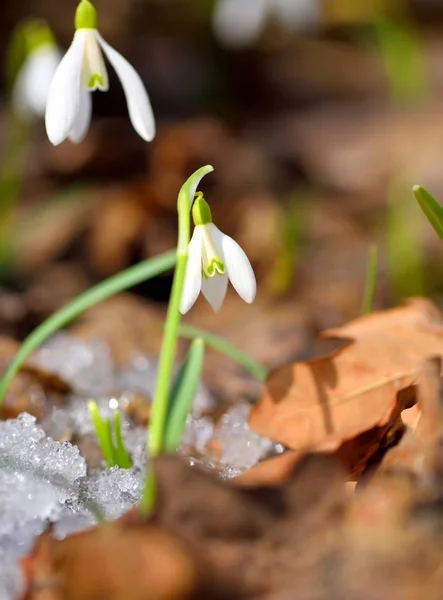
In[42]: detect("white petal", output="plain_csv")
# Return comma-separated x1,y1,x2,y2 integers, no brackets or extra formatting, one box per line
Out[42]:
45,31,86,145
180,228,203,314
209,224,256,304
213,0,270,48
201,274,228,312
68,88,92,143
96,32,155,141
13,45,61,120
82,30,109,91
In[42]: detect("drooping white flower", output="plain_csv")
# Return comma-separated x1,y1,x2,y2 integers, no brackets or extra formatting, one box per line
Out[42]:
45,0,155,145
10,21,61,121
213,0,321,49
180,193,256,314
13,45,61,121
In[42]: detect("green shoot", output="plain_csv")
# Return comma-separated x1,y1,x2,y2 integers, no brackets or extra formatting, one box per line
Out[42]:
164,338,205,453
88,401,131,469
413,185,443,242
372,15,428,106
88,401,116,467
361,244,378,315
266,196,303,297
113,409,131,469
387,179,425,300
0,250,176,405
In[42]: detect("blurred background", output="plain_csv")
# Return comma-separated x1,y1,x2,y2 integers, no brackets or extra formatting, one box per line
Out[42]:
2,0,443,390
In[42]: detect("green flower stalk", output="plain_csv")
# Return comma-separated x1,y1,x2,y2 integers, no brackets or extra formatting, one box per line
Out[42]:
147,166,214,460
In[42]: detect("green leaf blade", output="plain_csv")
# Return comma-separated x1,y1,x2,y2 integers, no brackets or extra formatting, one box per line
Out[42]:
0,249,176,406
113,410,131,469
413,185,443,242
164,338,205,453
88,401,116,468
177,323,267,382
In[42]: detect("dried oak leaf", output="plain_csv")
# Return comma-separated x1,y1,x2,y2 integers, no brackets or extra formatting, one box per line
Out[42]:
381,357,443,478
249,298,443,477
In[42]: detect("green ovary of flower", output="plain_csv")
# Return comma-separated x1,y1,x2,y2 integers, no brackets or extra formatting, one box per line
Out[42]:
75,0,97,30
88,73,104,89
192,193,212,226
25,21,57,53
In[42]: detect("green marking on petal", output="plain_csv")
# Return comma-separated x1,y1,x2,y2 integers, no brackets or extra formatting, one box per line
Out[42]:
88,73,104,89
205,259,225,278
75,0,97,29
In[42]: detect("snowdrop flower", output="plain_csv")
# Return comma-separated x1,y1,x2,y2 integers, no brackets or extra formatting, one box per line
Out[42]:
45,0,155,145
213,0,321,49
11,21,61,121
180,192,256,314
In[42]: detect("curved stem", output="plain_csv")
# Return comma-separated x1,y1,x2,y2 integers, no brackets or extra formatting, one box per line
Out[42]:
147,254,187,457
147,166,213,462
0,250,176,405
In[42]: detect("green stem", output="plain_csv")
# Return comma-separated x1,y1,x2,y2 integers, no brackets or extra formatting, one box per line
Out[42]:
147,167,213,461
141,166,214,514
177,323,268,382
0,250,176,405
148,254,188,457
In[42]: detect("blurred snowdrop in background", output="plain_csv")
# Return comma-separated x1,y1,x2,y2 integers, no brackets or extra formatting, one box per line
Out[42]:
9,20,61,121
213,0,321,48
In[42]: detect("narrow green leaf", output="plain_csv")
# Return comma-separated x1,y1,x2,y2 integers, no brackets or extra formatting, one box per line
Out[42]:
413,185,443,242
177,323,268,382
88,401,116,468
113,410,131,469
139,466,156,515
0,249,176,405
361,244,378,315
164,338,205,453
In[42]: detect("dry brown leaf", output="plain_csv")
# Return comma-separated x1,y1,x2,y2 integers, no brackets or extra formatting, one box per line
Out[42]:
86,185,148,275
382,357,443,478
249,299,443,475
21,524,199,600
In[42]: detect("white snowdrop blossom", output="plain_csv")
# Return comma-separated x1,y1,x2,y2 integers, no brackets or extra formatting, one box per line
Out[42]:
213,0,321,48
45,0,155,145
13,44,61,121
180,193,256,314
